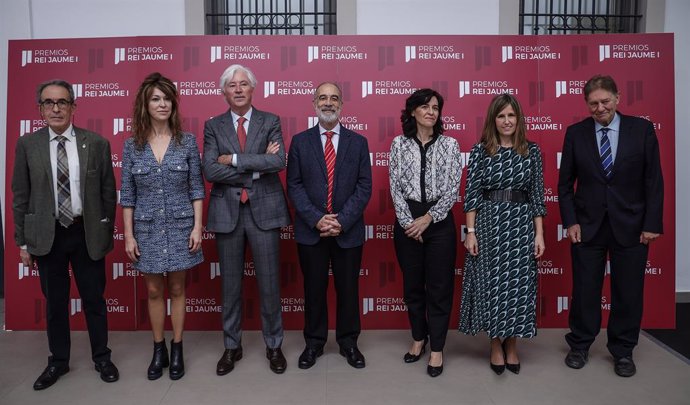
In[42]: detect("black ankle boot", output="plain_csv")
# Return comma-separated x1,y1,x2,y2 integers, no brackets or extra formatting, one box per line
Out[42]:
147,339,169,380
169,340,185,380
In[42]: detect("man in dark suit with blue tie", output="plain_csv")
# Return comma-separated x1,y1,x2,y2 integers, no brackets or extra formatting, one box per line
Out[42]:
12,80,119,389
203,64,290,375
558,75,664,377
287,82,372,369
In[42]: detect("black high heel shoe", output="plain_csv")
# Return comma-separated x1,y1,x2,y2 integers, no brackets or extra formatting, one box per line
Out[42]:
403,338,428,363
490,362,506,375
502,339,520,374
427,363,443,377
490,340,505,375
427,351,443,377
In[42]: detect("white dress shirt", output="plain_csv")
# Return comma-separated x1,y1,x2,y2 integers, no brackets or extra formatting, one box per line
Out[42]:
49,125,82,216
319,123,341,153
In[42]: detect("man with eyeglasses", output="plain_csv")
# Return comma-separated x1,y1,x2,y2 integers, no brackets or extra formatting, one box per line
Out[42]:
558,75,664,377
12,79,119,389
286,82,372,369
202,64,290,375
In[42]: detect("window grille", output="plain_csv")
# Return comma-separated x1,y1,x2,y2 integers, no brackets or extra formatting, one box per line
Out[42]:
519,0,642,35
205,0,337,35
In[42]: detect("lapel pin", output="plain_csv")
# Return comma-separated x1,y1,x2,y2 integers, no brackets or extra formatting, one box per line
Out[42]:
82,144,86,148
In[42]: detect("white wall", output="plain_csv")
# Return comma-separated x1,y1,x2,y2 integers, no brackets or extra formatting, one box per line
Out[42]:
665,0,690,295
356,0,500,34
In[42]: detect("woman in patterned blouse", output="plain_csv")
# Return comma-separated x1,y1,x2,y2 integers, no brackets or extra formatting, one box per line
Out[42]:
389,88,462,377
458,94,546,375
120,73,205,380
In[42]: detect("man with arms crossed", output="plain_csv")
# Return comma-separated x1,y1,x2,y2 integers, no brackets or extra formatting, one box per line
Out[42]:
203,64,290,375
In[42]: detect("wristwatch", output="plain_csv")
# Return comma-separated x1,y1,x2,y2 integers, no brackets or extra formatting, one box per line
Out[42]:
464,227,476,234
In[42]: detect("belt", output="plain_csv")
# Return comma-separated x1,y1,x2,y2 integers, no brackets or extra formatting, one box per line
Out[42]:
482,189,528,203
56,216,83,225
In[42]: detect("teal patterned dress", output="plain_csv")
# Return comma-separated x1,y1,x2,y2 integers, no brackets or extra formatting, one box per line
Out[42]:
458,142,546,338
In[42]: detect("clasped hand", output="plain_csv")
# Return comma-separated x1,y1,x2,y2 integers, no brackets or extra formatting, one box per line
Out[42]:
317,214,342,237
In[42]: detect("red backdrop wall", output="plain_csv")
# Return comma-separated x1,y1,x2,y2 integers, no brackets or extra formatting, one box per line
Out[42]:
4,34,675,331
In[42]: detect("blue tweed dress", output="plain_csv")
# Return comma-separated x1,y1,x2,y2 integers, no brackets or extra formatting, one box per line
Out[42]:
120,133,205,273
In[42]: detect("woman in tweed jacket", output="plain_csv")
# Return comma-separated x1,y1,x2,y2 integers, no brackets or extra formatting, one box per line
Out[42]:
120,73,205,381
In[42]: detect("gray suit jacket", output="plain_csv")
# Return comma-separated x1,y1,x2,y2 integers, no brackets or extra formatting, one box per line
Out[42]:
202,108,290,233
12,126,117,260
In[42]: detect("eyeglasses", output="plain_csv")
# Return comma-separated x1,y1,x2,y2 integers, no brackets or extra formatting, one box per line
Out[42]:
40,99,73,110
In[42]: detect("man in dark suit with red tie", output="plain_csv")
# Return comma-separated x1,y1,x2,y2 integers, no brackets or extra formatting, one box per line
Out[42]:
558,75,664,377
287,82,372,369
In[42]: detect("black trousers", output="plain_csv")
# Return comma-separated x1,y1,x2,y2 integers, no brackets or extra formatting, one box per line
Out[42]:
566,216,648,358
394,200,457,352
297,238,363,350
35,221,111,367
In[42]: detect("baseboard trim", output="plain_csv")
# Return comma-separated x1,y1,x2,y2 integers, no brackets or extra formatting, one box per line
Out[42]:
676,292,690,303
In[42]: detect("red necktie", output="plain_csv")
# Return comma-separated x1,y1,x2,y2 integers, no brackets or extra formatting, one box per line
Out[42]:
237,116,249,203
324,131,336,213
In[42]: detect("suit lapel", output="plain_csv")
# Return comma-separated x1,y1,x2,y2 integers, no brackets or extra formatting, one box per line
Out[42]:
75,127,89,199
308,126,328,181
218,111,240,153
246,109,263,153
37,128,55,194
582,118,607,178
610,114,632,178
334,128,352,184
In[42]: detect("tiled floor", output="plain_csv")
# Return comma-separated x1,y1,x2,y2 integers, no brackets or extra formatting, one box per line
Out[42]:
1,298,689,405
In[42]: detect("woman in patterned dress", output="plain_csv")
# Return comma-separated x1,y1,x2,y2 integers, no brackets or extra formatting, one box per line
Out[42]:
120,73,205,380
389,89,462,377
458,94,546,375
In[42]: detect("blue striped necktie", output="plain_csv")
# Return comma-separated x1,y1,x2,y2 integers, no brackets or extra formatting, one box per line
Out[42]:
599,127,612,179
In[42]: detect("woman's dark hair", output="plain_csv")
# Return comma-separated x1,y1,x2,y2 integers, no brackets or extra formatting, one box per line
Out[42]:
131,72,183,149
400,88,445,138
480,93,529,157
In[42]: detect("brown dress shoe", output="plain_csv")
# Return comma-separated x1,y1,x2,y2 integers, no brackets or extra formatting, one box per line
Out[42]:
216,347,243,376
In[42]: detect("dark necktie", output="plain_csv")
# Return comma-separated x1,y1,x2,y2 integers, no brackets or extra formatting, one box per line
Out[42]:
599,127,612,179
324,131,336,213
237,117,249,203
56,135,74,227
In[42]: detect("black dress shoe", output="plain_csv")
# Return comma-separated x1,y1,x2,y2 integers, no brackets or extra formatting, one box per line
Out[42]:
614,356,636,377
339,346,366,369
216,347,243,376
148,339,169,380
298,347,324,369
169,340,185,380
403,338,428,363
565,349,588,369
95,360,119,383
427,364,443,377
33,365,69,390
266,347,287,374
